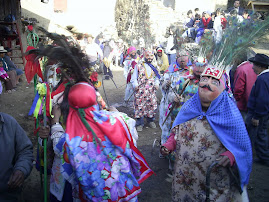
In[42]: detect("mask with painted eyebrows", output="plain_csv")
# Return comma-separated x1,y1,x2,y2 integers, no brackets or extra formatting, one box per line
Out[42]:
198,75,226,108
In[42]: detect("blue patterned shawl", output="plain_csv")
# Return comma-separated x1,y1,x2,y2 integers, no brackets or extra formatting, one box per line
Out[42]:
146,62,161,79
172,91,252,189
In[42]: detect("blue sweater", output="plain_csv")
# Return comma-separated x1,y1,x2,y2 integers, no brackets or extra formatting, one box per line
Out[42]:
186,18,194,28
247,71,269,118
0,113,33,200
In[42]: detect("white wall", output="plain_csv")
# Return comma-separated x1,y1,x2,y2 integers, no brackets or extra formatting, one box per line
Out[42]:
21,0,117,36
21,0,54,29
66,0,117,35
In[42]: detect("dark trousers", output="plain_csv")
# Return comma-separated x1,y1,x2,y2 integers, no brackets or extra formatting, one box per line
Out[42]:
246,112,269,162
136,117,154,126
50,181,73,202
102,64,113,78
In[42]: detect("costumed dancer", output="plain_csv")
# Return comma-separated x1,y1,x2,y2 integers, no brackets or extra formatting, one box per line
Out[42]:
123,46,140,104
171,56,208,120
159,16,269,201
161,65,252,201
159,50,193,144
40,74,107,202
29,29,152,201
131,49,161,132
56,82,152,201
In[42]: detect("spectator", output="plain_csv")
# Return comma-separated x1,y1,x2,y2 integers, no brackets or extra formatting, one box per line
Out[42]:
246,53,269,166
94,33,104,51
184,10,194,29
194,11,210,43
0,60,10,94
194,7,200,16
182,10,195,40
228,0,244,16
234,61,257,121
85,34,103,66
156,47,169,74
0,60,9,80
76,33,87,51
118,39,124,66
4,47,24,85
242,10,250,20
0,112,33,201
0,46,16,93
102,41,113,79
189,13,202,41
214,8,227,43
206,12,216,30
229,9,243,23
165,26,177,65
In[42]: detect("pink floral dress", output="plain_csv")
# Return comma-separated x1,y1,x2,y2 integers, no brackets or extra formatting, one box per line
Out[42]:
134,63,158,119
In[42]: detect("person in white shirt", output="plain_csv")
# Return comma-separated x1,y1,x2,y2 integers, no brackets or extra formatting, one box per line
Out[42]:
165,26,177,65
85,34,103,66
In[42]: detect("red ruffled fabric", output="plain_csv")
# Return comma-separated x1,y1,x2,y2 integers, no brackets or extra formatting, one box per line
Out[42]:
51,80,68,99
24,46,44,83
126,60,137,83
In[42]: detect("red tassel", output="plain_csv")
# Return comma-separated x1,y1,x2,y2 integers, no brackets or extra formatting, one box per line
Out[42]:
24,46,44,83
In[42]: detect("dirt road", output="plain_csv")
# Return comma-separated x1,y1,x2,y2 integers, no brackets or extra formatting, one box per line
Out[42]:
0,66,268,201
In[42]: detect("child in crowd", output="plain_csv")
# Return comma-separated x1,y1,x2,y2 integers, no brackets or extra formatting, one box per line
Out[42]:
0,61,10,81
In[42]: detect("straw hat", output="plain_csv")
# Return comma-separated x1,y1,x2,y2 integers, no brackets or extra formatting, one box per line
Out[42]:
0,46,7,53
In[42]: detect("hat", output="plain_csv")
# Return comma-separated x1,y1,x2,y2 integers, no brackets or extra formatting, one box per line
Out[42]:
0,46,7,53
157,47,163,53
201,66,223,80
4,47,11,52
127,46,136,55
248,53,269,67
144,49,154,56
176,49,189,57
193,56,208,67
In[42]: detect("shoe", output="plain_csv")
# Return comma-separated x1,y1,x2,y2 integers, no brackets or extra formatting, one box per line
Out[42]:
149,122,156,129
136,125,143,132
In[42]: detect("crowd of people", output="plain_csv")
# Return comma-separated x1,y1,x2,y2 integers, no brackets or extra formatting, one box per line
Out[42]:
180,0,260,44
1,0,269,201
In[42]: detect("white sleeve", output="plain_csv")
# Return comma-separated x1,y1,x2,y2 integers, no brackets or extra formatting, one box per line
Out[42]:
51,124,65,157
123,60,130,79
130,65,138,88
213,16,221,31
